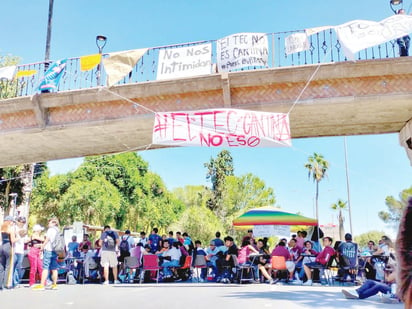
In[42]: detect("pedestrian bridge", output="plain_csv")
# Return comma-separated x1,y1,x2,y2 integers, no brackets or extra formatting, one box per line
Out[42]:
1,56,411,167
1,25,412,167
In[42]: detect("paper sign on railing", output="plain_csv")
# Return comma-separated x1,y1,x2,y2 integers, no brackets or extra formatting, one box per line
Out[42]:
157,43,212,80
217,33,269,72
152,108,291,148
285,33,310,55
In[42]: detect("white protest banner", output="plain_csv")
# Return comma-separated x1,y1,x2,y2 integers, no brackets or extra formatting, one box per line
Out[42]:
285,32,310,55
217,33,269,72
0,65,16,80
335,14,412,60
152,108,291,148
157,43,212,80
253,225,290,238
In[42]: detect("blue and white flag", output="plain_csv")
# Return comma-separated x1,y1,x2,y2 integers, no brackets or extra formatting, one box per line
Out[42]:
38,59,67,93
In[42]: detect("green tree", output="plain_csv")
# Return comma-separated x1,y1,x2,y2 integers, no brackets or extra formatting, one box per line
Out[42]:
379,186,412,226
30,152,184,231
354,230,385,249
331,199,347,240
221,173,276,229
204,150,234,212
304,153,329,226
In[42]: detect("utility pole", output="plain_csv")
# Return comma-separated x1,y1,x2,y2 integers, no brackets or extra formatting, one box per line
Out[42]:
344,136,353,235
44,0,54,70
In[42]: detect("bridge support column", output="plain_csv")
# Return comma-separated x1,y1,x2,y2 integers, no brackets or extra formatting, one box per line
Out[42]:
221,72,231,108
31,94,47,129
400,119,412,165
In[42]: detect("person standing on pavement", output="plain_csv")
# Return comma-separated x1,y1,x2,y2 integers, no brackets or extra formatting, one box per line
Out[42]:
27,224,45,286
13,216,27,288
0,216,17,290
99,225,120,284
32,217,60,291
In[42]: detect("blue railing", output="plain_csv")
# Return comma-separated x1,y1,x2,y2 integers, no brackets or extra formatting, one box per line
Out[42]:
0,30,399,100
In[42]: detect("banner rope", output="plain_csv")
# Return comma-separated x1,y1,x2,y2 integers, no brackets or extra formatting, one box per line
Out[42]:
100,87,157,115
286,62,323,116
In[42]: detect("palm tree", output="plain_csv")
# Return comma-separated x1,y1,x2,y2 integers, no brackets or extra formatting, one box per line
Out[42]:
331,199,347,240
305,153,329,239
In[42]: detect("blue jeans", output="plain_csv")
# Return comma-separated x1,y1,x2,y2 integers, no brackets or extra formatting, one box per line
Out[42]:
162,259,180,277
356,279,390,299
13,253,24,286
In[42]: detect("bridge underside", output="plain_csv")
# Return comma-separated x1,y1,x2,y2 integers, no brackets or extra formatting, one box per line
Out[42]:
0,57,411,167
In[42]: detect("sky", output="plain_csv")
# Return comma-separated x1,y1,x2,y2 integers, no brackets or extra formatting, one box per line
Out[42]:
2,0,411,238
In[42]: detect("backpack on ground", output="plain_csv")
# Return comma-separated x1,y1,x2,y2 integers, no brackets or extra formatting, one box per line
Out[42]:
52,227,66,257
119,236,130,254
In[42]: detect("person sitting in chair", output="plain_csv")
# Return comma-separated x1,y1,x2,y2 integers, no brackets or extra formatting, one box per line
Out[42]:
303,237,335,286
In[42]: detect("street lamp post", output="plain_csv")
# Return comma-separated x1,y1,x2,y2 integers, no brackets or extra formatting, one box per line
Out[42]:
44,0,54,71
96,35,107,86
390,0,403,13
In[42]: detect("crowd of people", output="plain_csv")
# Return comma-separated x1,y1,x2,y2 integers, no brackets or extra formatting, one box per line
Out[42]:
0,202,411,307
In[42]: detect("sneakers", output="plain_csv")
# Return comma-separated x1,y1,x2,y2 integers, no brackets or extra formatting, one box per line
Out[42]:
292,279,303,285
302,279,313,286
32,284,45,291
114,280,121,284
342,289,359,299
381,293,400,304
49,284,58,290
102,281,109,285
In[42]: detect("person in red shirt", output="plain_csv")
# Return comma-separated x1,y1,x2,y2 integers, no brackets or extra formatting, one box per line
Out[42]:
303,236,335,286
271,241,295,280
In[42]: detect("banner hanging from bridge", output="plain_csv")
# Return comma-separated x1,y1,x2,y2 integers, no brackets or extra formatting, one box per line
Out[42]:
216,33,269,72
152,108,291,148
285,32,310,55
156,43,212,80
335,14,412,59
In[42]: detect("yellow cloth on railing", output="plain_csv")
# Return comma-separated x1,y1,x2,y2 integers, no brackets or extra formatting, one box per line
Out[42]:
80,54,101,71
16,70,37,78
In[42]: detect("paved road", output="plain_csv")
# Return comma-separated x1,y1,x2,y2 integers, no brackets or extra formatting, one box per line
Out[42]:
1,283,403,309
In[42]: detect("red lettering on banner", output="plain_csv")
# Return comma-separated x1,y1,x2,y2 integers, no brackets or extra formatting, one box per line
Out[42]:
153,109,290,147
171,113,188,141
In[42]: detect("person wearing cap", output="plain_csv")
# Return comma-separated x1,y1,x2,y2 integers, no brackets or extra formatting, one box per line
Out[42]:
13,216,27,287
32,217,60,291
205,240,220,278
0,216,17,290
27,224,45,286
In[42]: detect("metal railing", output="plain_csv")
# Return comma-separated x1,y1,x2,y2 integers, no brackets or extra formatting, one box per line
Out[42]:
0,30,399,100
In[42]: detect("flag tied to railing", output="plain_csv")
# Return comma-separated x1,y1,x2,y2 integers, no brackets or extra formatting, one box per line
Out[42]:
152,108,291,148
38,59,67,93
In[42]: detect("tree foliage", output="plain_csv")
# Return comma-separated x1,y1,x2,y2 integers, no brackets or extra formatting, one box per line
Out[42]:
378,186,412,226
305,153,329,221
30,153,184,230
354,230,385,249
204,150,234,211
331,199,347,240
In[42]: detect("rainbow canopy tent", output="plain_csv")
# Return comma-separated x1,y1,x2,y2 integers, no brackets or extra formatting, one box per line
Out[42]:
232,206,318,227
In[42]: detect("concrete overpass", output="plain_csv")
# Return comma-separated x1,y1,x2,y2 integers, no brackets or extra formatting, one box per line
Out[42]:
0,57,411,167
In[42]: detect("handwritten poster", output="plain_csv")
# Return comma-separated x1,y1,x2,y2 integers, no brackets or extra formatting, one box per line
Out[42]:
157,43,212,80
253,225,291,238
217,33,269,72
285,33,310,55
152,108,291,148
335,14,412,59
